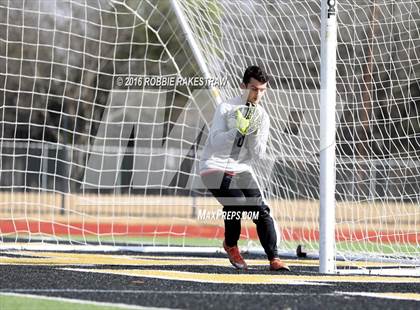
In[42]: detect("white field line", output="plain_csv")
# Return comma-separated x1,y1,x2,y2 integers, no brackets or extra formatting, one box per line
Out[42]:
5,290,419,302
0,292,170,310
337,291,420,302
0,289,320,296
336,268,420,277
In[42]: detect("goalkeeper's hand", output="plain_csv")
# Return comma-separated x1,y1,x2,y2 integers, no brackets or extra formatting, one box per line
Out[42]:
236,110,250,135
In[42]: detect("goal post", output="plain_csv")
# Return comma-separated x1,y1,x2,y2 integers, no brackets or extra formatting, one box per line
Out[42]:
319,0,338,274
170,0,222,105
0,0,419,275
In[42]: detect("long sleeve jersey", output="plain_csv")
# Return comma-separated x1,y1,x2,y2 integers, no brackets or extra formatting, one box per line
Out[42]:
199,95,270,174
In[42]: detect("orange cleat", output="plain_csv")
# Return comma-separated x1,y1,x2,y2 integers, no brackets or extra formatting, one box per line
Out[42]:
269,258,290,271
223,241,248,270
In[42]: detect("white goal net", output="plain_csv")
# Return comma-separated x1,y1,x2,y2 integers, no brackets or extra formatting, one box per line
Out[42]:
0,0,419,272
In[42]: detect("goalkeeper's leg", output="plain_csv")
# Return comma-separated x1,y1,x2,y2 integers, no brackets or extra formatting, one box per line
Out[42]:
237,171,290,271
201,170,248,269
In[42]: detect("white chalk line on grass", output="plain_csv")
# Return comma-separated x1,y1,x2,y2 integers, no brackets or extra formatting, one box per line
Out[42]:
0,289,319,297
0,292,170,310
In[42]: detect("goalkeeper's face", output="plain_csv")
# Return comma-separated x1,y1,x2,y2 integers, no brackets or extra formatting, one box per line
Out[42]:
241,78,268,105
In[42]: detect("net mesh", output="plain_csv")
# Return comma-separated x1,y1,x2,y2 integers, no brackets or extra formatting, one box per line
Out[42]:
0,0,419,269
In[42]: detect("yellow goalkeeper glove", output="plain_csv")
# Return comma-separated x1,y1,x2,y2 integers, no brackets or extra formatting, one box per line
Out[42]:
236,110,250,135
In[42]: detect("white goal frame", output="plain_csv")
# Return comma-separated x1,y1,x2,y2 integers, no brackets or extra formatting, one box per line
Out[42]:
1,0,419,276
319,0,338,274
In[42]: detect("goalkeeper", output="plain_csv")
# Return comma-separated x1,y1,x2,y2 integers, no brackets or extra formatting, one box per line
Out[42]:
200,65,289,271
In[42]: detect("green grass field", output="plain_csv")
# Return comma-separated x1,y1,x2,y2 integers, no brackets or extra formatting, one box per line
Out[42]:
0,294,145,310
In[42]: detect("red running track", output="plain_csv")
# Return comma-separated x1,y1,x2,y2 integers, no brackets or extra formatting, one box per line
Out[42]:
0,220,418,244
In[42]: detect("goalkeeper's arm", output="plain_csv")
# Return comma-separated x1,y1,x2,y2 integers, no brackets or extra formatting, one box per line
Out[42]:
207,103,238,150
247,112,270,160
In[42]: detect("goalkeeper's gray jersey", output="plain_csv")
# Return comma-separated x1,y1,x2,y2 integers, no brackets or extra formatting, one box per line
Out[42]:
199,95,270,174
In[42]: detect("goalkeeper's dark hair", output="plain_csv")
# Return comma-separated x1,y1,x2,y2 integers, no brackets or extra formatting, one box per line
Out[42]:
242,65,270,85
